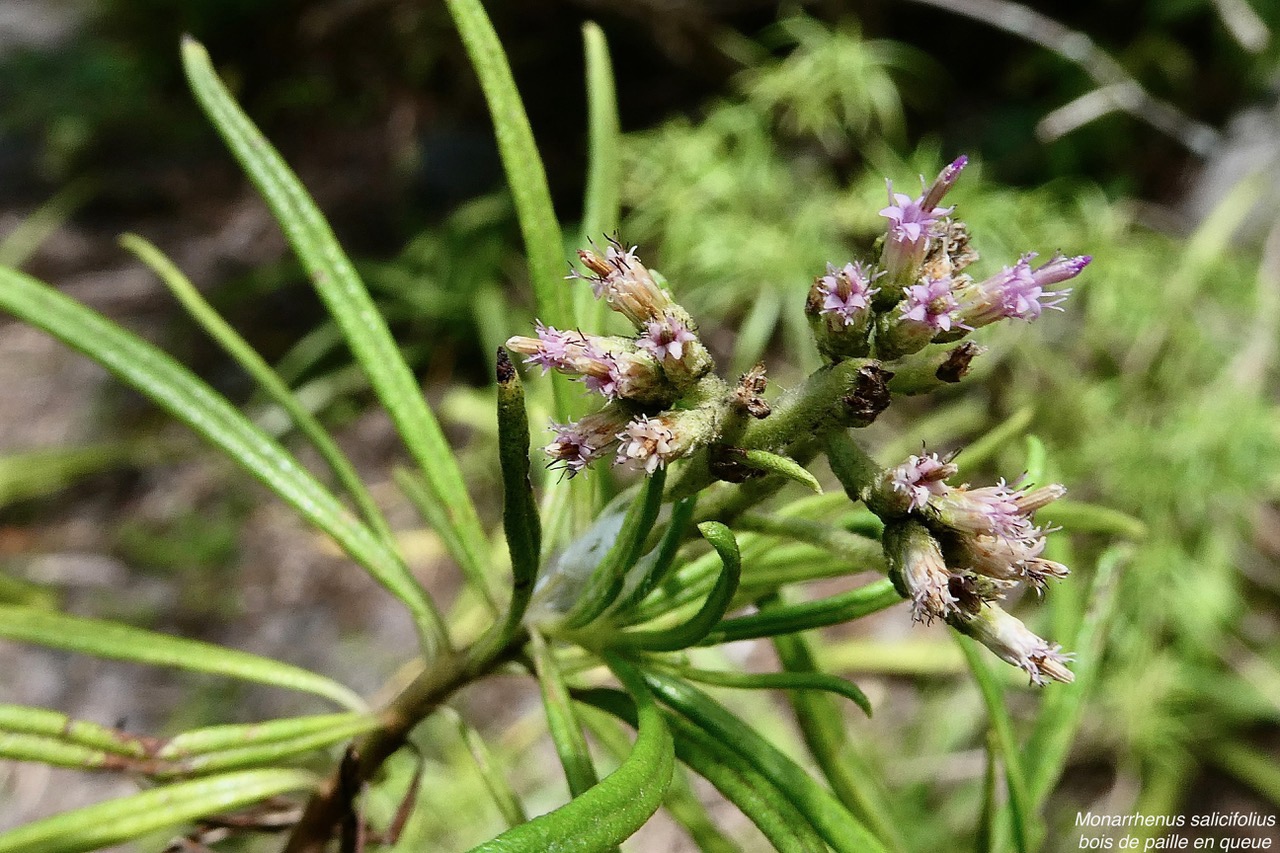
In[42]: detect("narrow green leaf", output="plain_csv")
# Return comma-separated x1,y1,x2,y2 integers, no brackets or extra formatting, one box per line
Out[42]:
953,407,1034,474
976,732,997,853
453,711,529,828
119,233,395,545
469,656,673,852
394,466,494,613
531,631,601,798
735,450,823,494
563,469,667,629
0,266,445,649
0,443,154,510
576,704,737,853
643,672,889,853
1038,500,1148,540
496,347,541,639
658,663,871,717
181,38,489,630
0,768,317,853
610,496,696,616
1025,545,1130,803
442,0,570,338
577,21,621,331
699,578,901,645
576,689,825,853
737,513,884,567
957,634,1035,853
769,626,905,852
157,716,377,778
159,712,373,758
0,705,152,758
617,522,741,651
0,605,365,711
0,733,118,770
0,180,92,268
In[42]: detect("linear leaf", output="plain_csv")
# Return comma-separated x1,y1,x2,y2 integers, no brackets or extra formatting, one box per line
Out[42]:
957,635,1035,853
0,733,119,770
611,496,696,616
531,631,601,798
0,768,317,853
157,717,377,778
662,663,871,718
735,450,822,494
576,704,736,853
563,469,667,629
469,656,673,852
441,0,568,333
699,578,900,645
618,522,740,651
0,705,153,758
119,233,395,545
643,672,889,853
159,712,374,758
453,710,529,828
768,627,904,851
577,21,621,332
496,348,541,639
0,605,364,711
181,38,488,629
576,689,825,853
0,266,444,648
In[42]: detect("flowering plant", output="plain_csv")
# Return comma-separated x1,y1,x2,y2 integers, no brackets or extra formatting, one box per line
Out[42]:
0,5,1117,853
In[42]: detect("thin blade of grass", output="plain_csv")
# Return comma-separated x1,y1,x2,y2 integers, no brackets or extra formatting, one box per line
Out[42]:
578,22,621,329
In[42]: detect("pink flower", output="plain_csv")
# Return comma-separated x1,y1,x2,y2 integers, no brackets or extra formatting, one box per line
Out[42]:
817,262,880,326
900,277,965,333
958,253,1088,327
888,452,956,511
638,314,698,361
615,415,682,474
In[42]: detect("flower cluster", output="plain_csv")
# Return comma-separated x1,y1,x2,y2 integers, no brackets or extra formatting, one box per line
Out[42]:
878,451,1074,685
807,155,1091,363
507,238,717,477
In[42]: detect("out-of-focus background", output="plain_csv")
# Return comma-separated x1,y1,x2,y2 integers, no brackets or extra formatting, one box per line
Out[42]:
2,1,1280,850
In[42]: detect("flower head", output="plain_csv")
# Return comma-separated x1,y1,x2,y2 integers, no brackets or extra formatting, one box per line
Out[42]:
569,238,672,327
544,410,628,477
880,156,968,287
885,520,961,624
952,603,1075,686
901,277,965,334
956,253,1088,328
816,262,880,327
638,313,699,361
616,414,682,474
886,451,957,512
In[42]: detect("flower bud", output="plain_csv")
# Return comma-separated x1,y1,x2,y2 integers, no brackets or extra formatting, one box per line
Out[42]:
884,519,961,624
506,324,674,406
615,407,718,474
569,239,673,327
807,261,880,359
876,277,967,360
950,602,1075,685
